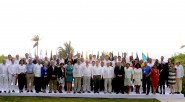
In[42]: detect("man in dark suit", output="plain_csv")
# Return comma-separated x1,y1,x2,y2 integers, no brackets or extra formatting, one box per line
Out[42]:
47,60,58,93
73,53,81,65
114,62,125,94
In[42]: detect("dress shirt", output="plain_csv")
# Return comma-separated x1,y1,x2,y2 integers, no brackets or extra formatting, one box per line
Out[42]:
103,66,114,78
73,63,83,77
0,64,8,76
26,64,34,74
8,64,18,75
17,65,26,74
175,65,184,78
34,64,43,77
83,65,92,77
142,66,152,76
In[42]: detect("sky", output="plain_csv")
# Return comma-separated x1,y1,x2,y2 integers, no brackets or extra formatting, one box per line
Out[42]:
0,0,185,60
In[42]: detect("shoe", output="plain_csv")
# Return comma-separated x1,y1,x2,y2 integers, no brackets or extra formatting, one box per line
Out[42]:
116,92,119,94
27,90,29,92
146,93,149,95
8,90,11,93
94,91,96,93
54,91,57,93
59,91,63,93
36,91,39,93
77,92,81,94
87,91,91,93
31,90,33,92
82,91,85,93
177,92,180,94
0,91,1,93
74,92,76,94
142,92,146,94
12,90,15,93
48,92,52,93
97,92,99,93
163,92,165,95
4,91,6,93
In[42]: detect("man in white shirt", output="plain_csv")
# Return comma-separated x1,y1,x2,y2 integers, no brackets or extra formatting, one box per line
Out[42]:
8,58,18,93
175,61,184,94
82,60,92,93
6,55,12,65
147,58,154,67
73,59,83,94
92,60,102,93
104,55,110,66
15,54,20,65
103,61,114,94
0,59,9,93
59,56,65,64
34,60,43,93
100,62,105,91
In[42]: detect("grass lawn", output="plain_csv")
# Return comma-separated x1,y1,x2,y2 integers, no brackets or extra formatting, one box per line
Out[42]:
0,96,159,102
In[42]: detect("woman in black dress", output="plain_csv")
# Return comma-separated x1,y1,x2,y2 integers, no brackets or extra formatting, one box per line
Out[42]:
159,64,166,94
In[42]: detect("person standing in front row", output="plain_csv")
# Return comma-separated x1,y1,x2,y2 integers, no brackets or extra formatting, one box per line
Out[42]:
16,59,26,93
175,61,184,94
168,63,177,94
34,60,43,93
151,65,159,95
47,60,58,93
41,61,48,93
26,59,35,92
0,59,8,93
82,60,92,93
92,60,102,93
73,59,83,94
103,61,114,94
133,63,142,94
142,61,152,95
8,58,18,93
124,63,134,94
65,60,73,93
114,62,125,94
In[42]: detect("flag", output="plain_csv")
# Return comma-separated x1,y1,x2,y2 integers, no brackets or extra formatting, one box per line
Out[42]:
29,49,32,57
50,50,52,61
102,52,105,59
147,52,149,61
86,51,88,59
142,52,147,62
45,50,47,57
122,52,123,58
40,49,43,59
81,51,83,58
33,42,38,48
56,50,58,60
112,51,114,57
97,51,99,59
135,52,139,62
118,51,120,56
34,49,36,57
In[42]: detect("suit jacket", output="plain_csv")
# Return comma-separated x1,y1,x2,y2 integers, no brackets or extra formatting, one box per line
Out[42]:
65,58,74,64
47,65,58,80
57,67,65,78
114,66,125,79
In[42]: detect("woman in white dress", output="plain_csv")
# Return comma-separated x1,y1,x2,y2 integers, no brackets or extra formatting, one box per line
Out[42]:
133,63,142,94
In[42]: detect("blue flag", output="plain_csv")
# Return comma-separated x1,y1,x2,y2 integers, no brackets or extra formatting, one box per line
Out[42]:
135,52,139,62
142,52,147,62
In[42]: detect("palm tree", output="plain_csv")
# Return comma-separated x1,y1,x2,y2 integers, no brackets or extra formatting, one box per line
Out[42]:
58,41,74,58
32,35,40,56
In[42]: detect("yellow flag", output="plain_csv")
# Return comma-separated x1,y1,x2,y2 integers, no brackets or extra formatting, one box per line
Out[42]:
86,51,88,59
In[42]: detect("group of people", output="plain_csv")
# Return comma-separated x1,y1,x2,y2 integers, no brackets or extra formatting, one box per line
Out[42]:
0,53,184,95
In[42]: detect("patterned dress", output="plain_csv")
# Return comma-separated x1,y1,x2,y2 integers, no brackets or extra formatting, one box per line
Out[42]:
168,68,176,85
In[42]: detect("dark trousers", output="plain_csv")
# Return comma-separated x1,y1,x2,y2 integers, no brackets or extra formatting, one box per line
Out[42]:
18,74,26,90
100,78,104,91
112,78,116,92
90,78,94,91
41,77,48,90
34,77,41,92
115,77,124,93
143,76,151,94
93,75,100,92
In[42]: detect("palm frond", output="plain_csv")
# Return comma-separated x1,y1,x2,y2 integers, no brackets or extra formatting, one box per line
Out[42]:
180,45,185,49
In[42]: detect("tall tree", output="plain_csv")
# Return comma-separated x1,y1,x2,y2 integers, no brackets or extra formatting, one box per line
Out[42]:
32,35,40,56
58,41,74,58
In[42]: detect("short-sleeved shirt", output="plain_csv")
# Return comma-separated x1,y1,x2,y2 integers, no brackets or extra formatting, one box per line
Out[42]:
142,66,152,76
124,67,134,78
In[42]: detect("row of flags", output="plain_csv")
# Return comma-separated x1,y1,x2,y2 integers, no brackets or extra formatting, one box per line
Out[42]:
30,49,150,61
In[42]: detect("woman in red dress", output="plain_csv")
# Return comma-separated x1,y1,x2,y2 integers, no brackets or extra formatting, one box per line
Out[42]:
151,65,159,95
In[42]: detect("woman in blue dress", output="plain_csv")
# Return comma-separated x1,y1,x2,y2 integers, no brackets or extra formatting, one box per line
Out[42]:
65,60,73,93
